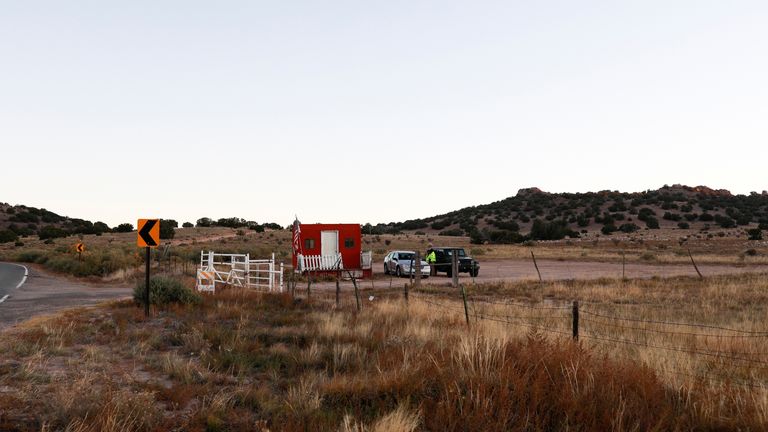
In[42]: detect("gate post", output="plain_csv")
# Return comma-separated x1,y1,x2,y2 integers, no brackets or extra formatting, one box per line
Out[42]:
245,253,250,289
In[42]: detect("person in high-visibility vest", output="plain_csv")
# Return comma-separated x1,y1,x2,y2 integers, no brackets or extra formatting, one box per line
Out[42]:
426,249,437,276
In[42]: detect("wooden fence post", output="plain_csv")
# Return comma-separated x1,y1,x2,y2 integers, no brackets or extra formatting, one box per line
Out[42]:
451,252,459,288
414,252,421,288
688,249,703,279
531,250,542,283
404,283,409,304
621,250,626,280
572,301,579,341
461,284,470,326
335,273,341,308
351,273,361,312
306,271,312,301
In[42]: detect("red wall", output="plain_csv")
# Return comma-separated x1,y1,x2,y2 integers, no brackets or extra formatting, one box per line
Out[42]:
292,223,362,270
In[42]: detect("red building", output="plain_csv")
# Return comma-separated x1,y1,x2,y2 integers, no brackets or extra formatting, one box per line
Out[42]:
292,223,372,278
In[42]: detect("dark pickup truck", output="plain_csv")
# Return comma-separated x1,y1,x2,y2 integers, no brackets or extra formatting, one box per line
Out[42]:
427,247,479,277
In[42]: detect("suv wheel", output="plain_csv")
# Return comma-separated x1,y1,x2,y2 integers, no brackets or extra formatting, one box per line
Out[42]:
471,268,479,277
445,267,452,277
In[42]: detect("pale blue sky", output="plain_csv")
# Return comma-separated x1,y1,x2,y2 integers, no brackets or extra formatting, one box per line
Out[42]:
1,1,767,227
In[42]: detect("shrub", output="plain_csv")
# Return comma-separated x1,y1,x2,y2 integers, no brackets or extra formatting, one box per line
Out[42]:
619,223,640,233
601,224,617,235
439,229,464,237
133,276,201,307
114,223,134,233
747,228,763,241
0,229,18,243
663,212,681,221
638,208,656,222
699,213,714,222
430,220,451,230
530,219,579,240
16,250,48,264
196,217,213,227
745,248,758,256
714,215,736,229
677,222,690,229
182,222,194,228
14,241,24,247
160,219,177,239
644,217,660,229
38,226,67,240
487,230,524,244
93,221,110,234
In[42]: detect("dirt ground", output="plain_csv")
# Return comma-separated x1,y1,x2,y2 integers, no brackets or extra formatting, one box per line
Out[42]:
0,264,131,330
308,258,768,290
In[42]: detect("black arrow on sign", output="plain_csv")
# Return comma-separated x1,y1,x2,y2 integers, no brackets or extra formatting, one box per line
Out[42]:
139,219,158,246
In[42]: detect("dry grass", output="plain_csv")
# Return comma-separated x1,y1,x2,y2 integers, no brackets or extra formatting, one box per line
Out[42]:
0,270,766,430
2,226,765,283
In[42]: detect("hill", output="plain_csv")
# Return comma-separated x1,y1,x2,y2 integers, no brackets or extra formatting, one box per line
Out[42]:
0,203,111,243
375,185,768,243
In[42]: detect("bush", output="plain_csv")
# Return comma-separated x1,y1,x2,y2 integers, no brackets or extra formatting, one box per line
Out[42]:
114,223,134,233
133,276,201,307
439,229,464,237
677,222,690,229
601,224,617,235
196,217,213,227
487,230,524,244
182,222,194,228
714,215,736,229
644,217,660,229
0,229,18,243
699,213,714,222
38,226,67,240
530,219,579,240
747,228,763,241
15,250,48,264
430,220,451,230
619,223,640,233
160,219,177,239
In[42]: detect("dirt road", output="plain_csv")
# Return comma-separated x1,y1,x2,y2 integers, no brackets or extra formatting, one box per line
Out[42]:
310,258,768,290
0,264,132,330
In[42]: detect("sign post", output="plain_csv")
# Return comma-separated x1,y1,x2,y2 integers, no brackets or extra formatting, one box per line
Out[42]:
137,219,161,317
75,243,85,261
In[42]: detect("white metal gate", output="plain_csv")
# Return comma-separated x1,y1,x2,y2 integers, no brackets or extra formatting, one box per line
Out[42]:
196,251,284,293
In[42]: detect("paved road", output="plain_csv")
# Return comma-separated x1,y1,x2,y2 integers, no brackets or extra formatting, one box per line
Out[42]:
0,263,132,330
0,262,27,302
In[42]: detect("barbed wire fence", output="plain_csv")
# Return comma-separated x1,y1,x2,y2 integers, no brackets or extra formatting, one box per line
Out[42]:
406,286,768,390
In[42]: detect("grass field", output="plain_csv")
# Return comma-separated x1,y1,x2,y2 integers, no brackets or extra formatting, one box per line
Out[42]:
1,225,767,430
0,226,766,281
1,271,767,430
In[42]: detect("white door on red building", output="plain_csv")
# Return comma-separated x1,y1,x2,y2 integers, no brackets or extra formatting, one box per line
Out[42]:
321,231,339,256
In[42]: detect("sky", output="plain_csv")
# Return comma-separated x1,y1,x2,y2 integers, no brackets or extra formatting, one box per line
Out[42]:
1,1,767,227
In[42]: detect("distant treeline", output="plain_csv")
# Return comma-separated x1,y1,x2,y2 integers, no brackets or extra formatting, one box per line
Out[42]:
0,203,283,244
